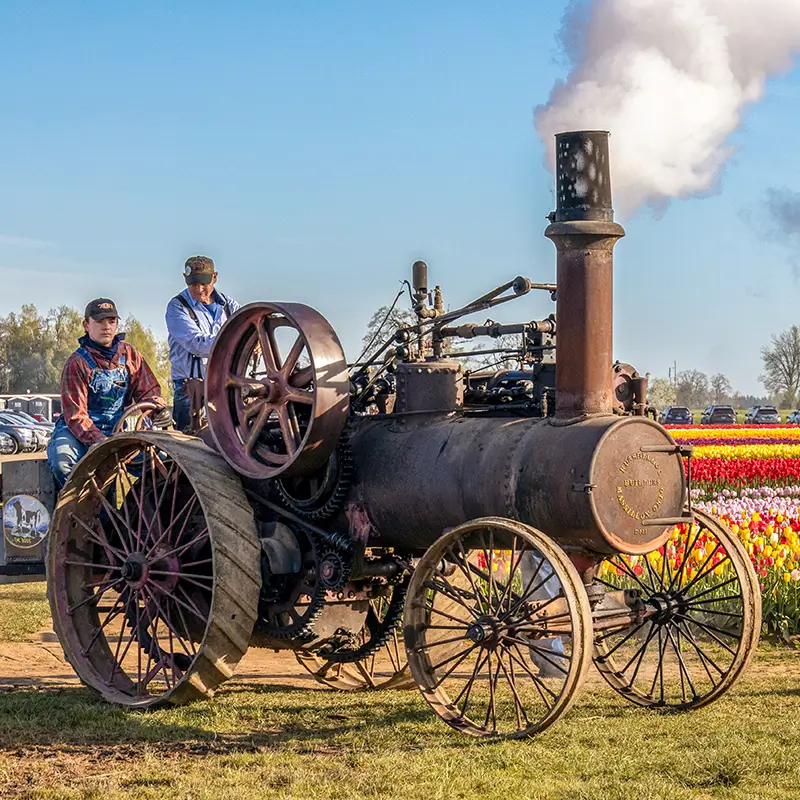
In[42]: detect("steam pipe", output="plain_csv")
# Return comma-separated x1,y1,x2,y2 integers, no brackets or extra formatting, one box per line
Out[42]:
544,131,625,420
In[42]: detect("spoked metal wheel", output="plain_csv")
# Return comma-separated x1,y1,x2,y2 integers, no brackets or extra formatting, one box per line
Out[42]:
206,302,349,479
296,591,415,691
404,517,592,739
47,432,261,708
592,507,760,710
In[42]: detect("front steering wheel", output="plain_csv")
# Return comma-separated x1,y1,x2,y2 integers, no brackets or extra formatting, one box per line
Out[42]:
112,401,172,434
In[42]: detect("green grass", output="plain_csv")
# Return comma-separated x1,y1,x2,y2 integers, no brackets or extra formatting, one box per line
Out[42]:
0,582,50,642
2,654,800,799
2,591,800,798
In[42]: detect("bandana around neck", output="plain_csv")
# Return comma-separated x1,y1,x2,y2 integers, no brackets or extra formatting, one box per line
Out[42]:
78,332,126,361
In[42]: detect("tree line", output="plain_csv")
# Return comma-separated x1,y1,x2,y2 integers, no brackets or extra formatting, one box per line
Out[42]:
0,304,171,397
647,325,800,410
3,302,799,411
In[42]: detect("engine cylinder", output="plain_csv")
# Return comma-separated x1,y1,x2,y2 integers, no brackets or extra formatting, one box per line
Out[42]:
348,414,686,555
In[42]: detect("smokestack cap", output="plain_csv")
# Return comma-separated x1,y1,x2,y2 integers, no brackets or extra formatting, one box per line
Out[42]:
553,131,614,223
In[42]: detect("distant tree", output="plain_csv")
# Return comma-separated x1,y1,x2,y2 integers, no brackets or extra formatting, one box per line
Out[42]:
0,304,170,398
360,305,416,360
760,326,800,408
454,333,525,372
49,305,84,379
676,370,710,408
0,304,82,393
647,377,676,411
122,315,173,400
709,373,733,405
731,391,772,409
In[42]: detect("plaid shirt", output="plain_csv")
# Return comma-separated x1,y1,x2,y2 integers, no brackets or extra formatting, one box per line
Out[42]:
60,340,163,444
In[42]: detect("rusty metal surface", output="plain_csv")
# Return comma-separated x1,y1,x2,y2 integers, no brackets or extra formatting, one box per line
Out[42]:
348,414,685,555
545,223,624,418
545,131,625,420
47,431,261,707
395,361,464,414
205,302,349,479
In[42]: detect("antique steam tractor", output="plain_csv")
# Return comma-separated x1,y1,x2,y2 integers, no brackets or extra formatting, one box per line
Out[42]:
47,131,760,738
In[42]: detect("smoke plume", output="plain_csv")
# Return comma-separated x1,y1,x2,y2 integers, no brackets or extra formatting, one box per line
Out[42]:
535,0,800,217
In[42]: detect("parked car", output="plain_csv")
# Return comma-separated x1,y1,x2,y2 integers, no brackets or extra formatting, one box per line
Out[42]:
786,410,800,424
0,411,51,451
744,406,781,424
701,405,737,425
0,432,16,455
0,421,36,453
659,406,693,425
11,410,54,432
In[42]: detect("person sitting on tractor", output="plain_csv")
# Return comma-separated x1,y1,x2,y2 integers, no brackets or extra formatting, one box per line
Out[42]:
165,255,239,433
47,298,169,488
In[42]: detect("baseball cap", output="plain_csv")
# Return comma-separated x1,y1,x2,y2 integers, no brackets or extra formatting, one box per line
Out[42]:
84,298,119,321
184,255,216,285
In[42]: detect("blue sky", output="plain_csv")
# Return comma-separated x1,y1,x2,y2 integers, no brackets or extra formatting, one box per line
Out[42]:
1,1,798,395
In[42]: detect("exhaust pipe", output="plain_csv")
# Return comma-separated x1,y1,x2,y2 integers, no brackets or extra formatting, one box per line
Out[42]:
545,131,625,420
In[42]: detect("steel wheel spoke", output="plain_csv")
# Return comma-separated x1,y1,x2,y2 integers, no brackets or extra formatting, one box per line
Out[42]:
507,643,557,707
68,577,124,612
257,317,279,372
282,335,306,378
497,647,529,729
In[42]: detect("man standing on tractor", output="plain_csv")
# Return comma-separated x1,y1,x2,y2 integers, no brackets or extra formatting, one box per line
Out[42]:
47,298,169,488
165,255,239,433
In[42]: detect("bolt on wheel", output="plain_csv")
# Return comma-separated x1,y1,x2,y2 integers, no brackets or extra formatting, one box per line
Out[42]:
404,517,592,739
592,507,761,710
47,432,261,708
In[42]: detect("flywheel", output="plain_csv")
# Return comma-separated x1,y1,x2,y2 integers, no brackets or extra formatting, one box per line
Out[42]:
205,302,349,479
47,431,261,708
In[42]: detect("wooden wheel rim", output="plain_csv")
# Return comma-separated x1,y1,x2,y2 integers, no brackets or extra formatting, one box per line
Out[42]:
403,516,593,739
206,302,349,479
47,432,261,708
592,507,761,710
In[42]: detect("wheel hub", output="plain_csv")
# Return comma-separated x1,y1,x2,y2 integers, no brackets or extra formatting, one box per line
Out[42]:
647,591,687,624
121,552,148,587
466,616,501,646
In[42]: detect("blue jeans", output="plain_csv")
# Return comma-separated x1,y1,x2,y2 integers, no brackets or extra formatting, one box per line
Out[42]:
47,423,90,489
172,381,191,434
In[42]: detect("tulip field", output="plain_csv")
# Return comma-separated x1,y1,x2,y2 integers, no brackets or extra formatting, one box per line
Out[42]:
669,423,800,638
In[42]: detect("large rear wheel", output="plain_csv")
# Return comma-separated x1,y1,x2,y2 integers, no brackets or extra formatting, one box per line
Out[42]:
47,432,261,708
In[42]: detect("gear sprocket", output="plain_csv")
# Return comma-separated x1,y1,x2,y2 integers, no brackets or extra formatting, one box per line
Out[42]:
275,434,354,521
257,524,326,640
317,573,409,664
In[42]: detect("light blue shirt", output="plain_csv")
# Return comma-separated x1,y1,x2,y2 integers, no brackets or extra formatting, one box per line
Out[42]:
165,288,240,381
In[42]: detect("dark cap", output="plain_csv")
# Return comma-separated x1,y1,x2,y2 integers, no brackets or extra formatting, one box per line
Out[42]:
84,298,119,321
184,255,216,285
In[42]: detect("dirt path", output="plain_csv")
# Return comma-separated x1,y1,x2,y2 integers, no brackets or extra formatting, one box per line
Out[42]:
0,627,324,692
6,623,800,696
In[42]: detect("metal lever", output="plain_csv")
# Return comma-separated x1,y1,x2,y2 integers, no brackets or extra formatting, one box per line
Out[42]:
640,516,693,527
640,444,694,458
